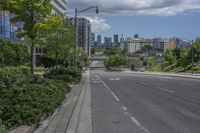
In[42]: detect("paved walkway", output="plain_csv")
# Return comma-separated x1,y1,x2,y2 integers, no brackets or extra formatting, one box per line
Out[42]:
34,72,89,133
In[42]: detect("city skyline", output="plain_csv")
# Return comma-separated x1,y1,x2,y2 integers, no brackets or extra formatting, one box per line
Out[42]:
68,0,200,40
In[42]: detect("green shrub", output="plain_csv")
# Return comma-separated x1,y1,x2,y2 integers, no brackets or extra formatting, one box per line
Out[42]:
0,66,31,75
44,67,81,83
0,66,71,129
0,79,69,129
0,39,30,67
0,124,8,133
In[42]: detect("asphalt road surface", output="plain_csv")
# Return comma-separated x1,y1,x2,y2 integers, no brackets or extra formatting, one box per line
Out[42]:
90,63,200,133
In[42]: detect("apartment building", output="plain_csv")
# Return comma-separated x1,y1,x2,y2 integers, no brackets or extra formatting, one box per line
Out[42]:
70,18,92,56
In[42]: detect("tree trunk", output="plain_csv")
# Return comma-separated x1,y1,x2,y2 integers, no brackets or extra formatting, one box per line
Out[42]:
31,42,34,74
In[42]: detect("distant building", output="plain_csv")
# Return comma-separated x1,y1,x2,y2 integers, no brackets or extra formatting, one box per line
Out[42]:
97,35,102,46
108,37,112,47
139,38,153,51
91,33,95,47
104,37,109,47
153,38,169,52
169,37,181,49
120,34,125,50
179,39,191,48
134,34,139,39
51,0,67,16
113,34,119,47
70,18,92,56
124,38,140,54
104,37,112,47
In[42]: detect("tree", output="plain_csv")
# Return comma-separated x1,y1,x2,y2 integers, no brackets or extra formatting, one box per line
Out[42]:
76,49,90,69
42,16,75,68
164,49,176,64
142,45,153,56
104,47,122,56
104,54,128,70
177,49,190,70
0,0,52,74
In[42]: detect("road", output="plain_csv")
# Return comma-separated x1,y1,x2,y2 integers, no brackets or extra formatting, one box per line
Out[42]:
90,62,200,133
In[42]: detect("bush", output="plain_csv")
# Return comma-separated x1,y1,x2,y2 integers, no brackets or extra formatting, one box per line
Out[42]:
0,66,70,129
0,66,31,75
0,124,8,133
44,67,82,83
0,78,69,129
104,54,128,70
0,39,30,67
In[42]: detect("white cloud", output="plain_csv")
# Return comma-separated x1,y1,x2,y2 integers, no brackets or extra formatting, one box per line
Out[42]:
68,0,200,16
68,0,200,32
86,17,111,32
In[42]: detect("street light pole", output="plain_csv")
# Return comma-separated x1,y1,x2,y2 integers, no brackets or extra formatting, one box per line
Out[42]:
182,38,195,75
73,6,99,67
192,40,194,75
73,8,78,66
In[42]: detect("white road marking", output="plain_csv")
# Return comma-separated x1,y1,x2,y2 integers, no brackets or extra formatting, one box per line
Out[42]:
123,110,150,133
139,82,147,85
92,72,150,133
130,116,150,133
158,87,174,93
94,74,120,102
109,78,121,81
178,109,200,120
122,105,127,111
181,82,192,86
110,92,120,102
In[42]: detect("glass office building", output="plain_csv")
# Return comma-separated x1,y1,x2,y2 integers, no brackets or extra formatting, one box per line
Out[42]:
0,10,23,40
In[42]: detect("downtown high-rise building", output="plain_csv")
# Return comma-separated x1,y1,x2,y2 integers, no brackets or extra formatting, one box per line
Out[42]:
113,34,119,47
97,35,102,46
70,18,92,56
91,33,95,47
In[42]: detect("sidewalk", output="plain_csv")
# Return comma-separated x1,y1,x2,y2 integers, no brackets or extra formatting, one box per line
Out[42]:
123,70,200,80
34,71,91,133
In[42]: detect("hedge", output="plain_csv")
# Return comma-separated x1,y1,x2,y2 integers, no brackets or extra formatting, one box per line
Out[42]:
0,67,70,130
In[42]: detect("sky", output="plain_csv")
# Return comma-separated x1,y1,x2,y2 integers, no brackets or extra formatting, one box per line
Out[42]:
67,0,200,40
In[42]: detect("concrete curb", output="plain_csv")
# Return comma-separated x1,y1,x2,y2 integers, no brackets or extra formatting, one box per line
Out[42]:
123,71,200,80
33,73,87,133
66,71,92,133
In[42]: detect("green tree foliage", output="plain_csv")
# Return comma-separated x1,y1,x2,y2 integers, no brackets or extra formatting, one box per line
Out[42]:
76,49,90,68
164,49,176,64
0,39,30,67
104,47,123,56
104,54,128,70
0,0,52,74
177,49,191,70
163,38,200,72
42,16,75,67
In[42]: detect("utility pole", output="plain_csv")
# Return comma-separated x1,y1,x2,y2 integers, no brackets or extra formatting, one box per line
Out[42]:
192,40,194,75
73,6,99,67
73,8,78,66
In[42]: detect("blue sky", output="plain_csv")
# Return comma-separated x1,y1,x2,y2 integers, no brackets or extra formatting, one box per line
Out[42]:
68,0,200,39
97,12,200,39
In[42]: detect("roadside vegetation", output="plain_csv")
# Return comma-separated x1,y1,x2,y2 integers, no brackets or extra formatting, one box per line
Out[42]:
145,38,200,73
0,0,89,131
104,54,128,70
0,39,84,131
